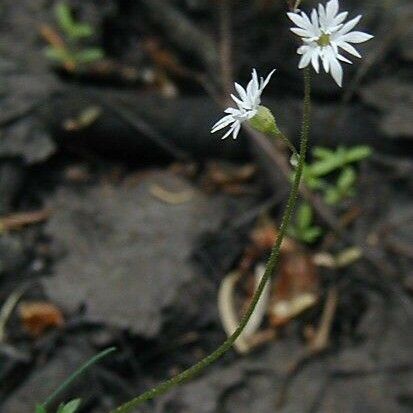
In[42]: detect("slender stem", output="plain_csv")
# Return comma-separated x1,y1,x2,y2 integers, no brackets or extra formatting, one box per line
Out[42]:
110,68,311,413
42,347,116,409
277,132,299,161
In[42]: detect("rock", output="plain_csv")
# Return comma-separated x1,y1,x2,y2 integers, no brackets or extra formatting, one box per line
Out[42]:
360,77,413,139
42,170,253,336
1,344,97,413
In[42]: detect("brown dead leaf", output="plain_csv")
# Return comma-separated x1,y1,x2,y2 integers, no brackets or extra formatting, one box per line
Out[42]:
18,301,64,338
269,252,320,327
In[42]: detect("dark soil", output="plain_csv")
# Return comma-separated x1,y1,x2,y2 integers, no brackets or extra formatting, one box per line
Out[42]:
0,1,412,412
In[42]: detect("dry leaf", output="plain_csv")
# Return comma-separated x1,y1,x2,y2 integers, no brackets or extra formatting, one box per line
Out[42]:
269,252,320,327
18,301,64,338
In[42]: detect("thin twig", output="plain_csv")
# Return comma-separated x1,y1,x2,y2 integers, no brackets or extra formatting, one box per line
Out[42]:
218,0,233,96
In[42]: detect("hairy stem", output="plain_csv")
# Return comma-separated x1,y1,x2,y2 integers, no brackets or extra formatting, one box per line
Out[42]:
111,68,311,413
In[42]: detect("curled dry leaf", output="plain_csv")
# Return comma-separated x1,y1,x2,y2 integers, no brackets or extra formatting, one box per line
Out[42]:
218,265,271,354
18,301,64,338
269,252,320,327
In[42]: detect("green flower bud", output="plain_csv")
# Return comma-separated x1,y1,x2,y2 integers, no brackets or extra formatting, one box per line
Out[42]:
249,105,280,135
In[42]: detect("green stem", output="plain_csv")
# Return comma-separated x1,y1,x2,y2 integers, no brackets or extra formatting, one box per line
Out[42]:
111,68,311,413
42,347,116,409
277,132,299,162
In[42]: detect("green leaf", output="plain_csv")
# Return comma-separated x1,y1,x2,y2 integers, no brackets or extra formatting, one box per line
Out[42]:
337,167,356,190
60,399,81,413
55,2,75,37
312,146,334,160
74,48,104,64
70,23,93,39
324,187,340,205
302,226,323,243
344,145,372,163
297,203,313,229
35,405,47,413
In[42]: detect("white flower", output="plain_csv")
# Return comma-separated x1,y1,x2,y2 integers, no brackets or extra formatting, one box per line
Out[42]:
211,69,276,139
288,0,373,86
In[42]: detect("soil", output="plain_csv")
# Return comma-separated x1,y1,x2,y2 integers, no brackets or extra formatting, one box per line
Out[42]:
0,1,412,413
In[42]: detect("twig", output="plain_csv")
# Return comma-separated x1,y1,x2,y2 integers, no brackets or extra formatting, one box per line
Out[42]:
140,0,218,73
0,209,51,232
218,0,233,96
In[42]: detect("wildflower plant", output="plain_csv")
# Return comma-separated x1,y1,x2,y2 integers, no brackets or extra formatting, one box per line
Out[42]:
34,1,374,412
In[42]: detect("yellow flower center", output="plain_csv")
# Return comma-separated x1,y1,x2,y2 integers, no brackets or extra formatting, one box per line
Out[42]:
317,32,331,47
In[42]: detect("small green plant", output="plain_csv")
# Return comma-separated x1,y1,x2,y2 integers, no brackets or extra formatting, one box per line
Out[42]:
289,145,371,243
288,202,323,244
44,2,104,71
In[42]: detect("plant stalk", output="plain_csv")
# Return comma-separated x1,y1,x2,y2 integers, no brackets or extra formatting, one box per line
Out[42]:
111,67,311,413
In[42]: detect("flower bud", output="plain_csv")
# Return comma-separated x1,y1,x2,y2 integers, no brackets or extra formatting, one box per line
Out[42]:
249,106,280,135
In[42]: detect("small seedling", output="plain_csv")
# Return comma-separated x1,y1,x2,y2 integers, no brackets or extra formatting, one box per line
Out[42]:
44,2,104,71
288,202,323,244
289,145,371,243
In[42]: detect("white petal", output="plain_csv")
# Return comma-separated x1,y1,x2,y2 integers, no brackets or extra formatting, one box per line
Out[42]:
340,31,373,43
231,94,249,110
333,11,348,26
234,82,248,102
321,51,330,73
260,69,276,91
337,41,361,57
337,54,353,64
221,122,237,139
211,115,235,133
287,12,313,32
337,15,362,35
232,122,241,139
310,9,320,34
311,52,320,73
329,55,343,86
298,50,313,69
326,0,339,20
290,27,312,37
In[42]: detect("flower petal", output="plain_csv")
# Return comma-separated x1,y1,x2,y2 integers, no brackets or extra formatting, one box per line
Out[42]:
311,52,320,73
232,122,241,139
336,41,361,57
340,31,374,43
326,0,339,21
234,82,248,102
299,49,314,69
329,55,343,87
337,15,362,35
211,115,235,133
290,27,312,37
260,69,276,91
287,12,311,31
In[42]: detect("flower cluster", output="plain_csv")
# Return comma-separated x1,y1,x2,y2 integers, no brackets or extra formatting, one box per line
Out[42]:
212,0,373,139
288,0,373,86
